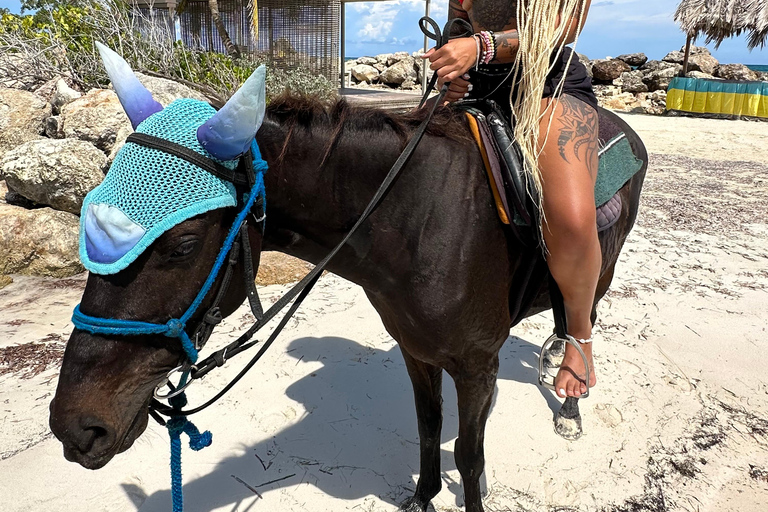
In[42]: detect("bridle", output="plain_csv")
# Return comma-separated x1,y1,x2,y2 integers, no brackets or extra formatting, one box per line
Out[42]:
71,17,458,424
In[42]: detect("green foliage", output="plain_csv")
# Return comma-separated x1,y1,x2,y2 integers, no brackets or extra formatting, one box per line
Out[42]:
0,0,337,103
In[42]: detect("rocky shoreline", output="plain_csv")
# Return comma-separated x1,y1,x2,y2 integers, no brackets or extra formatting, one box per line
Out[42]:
345,45,768,115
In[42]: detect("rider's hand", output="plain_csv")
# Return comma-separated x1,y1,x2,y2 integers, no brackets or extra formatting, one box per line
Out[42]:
440,74,472,103
422,36,478,83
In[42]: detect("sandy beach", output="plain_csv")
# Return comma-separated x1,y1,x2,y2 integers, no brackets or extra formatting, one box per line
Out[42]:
1,112,767,511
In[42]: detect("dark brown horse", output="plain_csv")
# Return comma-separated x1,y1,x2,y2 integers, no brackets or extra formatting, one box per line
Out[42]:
49,76,646,511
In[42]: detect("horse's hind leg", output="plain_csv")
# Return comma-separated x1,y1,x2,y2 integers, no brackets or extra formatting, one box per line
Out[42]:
450,355,499,512
400,349,444,512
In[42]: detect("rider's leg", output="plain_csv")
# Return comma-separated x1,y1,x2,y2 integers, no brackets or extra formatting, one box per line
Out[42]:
537,94,601,398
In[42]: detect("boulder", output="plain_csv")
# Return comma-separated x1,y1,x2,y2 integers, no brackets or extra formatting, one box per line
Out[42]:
45,116,65,139
376,53,394,66
758,71,768,82
639,60,678,73
387,52,411,66
577,53,593,77
642,90,667,116
688,53,719,75
618,70,648,93
380,57,418,86
662,51,686,64
714,64,759,81
374,62,387,73
598,91,643,113
61,89,131,153
51,79,83,113
643,65,681,92
616,53,648,67
356,56,378,66
1,138,106,214
0,203,83,278
351,64,380,84
592,59,631,83
0,88,51,160
135,72,208,106
686,71,716,80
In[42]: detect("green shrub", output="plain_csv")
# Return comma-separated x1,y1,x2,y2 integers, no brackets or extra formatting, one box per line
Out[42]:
0,0,337,103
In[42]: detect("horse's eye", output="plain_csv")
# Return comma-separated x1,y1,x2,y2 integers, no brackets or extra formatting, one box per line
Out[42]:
170,240,198,260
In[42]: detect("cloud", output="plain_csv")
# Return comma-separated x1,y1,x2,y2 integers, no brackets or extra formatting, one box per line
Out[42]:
353,1,441,42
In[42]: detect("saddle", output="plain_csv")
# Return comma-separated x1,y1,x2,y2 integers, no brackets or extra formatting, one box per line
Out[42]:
459,100,643,248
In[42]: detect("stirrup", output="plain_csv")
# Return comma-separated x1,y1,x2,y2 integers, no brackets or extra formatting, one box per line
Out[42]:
538,333,590,399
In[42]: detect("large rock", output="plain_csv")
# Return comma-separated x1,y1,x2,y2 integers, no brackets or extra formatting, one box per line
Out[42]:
0,138,106,214
757,71,768,82
592,59,631,83
51,79,82,113
618,70,648,93
714,64,759,81
0,88,51,160
577,53,593,77
686,71,716,80
662,50,686,64
380,57,418,86
351,64,380,84
639,60,679,73
0,203,83,278
643,65,682,92
688,53,719,75
356,56,378,66
387,52,411,67
135,72,208,106
61,89,131,153
599,91,643,113
616,53,648,67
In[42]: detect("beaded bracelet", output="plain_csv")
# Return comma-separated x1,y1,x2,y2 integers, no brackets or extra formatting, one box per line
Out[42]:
479,31,495,64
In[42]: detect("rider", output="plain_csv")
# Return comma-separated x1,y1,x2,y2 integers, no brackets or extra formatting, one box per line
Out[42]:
423,0,598,398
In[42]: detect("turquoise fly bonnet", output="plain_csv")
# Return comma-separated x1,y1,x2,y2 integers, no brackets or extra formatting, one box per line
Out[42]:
81,42,267,275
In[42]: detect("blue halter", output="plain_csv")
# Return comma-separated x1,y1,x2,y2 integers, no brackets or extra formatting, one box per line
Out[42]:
71,139,267,512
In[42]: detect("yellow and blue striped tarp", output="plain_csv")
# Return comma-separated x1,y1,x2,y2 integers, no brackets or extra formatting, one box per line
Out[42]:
666,77,768,120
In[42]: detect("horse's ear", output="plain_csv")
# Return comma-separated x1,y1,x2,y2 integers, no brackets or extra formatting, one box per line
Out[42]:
95,41,163,130
197,65,267,161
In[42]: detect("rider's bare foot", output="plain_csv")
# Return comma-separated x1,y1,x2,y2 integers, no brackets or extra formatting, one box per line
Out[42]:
554,341,596,398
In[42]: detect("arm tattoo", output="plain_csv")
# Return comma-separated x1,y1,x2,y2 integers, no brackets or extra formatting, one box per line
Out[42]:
555,96,599,177
470,0,517,30
492,30,519,63
449,0,471,36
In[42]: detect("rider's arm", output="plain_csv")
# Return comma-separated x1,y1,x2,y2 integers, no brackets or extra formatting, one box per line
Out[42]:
492,0,592,64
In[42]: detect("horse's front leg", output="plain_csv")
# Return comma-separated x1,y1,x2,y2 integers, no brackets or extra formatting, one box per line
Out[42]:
399,348,444,512
450,351,500,512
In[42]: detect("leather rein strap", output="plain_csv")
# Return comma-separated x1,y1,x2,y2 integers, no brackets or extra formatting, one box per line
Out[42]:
150,68,452,419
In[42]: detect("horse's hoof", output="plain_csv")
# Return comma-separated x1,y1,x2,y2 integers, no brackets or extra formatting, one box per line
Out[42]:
554,411,583,441
399,497,428,512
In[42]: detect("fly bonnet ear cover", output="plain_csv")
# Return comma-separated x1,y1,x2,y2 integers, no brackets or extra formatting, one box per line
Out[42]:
81,43,266,275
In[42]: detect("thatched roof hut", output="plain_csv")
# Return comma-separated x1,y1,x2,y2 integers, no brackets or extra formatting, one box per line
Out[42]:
675,0,768,50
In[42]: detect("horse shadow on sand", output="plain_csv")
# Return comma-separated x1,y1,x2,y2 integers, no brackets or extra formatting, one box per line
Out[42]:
131,333,560,511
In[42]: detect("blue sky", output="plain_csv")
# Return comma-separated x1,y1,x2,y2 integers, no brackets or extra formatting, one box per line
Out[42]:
1,0,765,65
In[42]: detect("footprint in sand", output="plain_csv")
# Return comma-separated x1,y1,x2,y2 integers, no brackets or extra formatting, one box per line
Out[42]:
594,403,623,428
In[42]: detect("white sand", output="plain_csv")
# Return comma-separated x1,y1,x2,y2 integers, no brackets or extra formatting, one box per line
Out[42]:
1,113,767,512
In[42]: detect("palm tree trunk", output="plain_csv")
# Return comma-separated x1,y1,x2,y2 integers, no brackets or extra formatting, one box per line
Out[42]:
208,0,242,59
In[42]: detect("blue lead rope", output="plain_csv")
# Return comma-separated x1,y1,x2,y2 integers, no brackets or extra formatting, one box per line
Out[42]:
71,141,268,512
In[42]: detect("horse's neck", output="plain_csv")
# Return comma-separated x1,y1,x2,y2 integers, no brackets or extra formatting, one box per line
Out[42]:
256,114,403,286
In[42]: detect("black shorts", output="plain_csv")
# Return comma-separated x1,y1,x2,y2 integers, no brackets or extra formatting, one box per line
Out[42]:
466,47,598,117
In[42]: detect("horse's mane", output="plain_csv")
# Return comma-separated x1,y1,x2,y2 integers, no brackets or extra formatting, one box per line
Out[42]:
266,93,472,166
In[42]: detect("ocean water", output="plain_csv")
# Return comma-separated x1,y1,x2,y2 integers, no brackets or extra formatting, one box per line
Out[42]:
747,64,768,72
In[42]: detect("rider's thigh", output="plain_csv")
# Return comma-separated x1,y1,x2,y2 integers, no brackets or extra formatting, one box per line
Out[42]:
536,95,599,242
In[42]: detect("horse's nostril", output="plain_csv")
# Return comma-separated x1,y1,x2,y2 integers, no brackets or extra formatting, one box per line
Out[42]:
75,417,114,455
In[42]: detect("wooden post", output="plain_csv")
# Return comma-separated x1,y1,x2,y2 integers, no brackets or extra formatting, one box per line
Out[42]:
682,33,693,76
340,1,346,89
422,0,431,94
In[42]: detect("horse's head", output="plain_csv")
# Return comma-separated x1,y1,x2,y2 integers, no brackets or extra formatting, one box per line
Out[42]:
49,44,268,469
